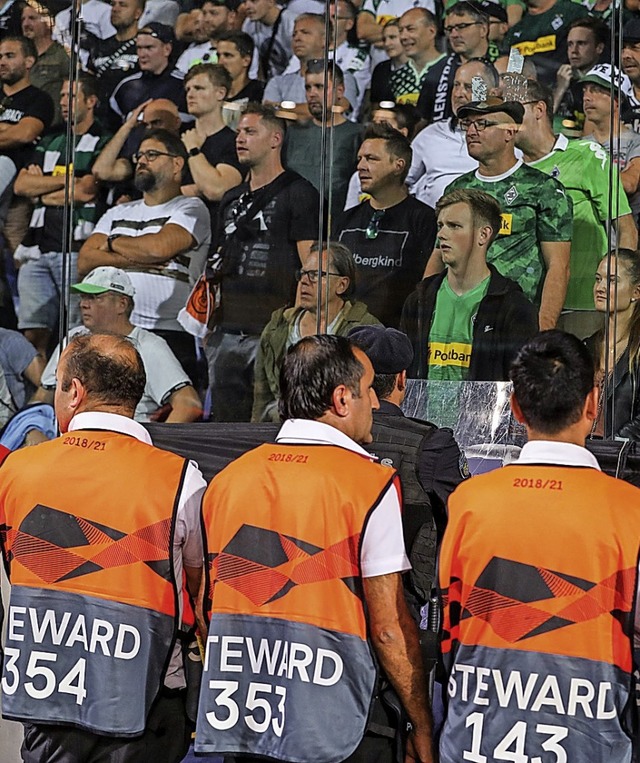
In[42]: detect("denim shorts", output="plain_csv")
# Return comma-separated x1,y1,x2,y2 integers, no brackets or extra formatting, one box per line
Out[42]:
17,251,80,331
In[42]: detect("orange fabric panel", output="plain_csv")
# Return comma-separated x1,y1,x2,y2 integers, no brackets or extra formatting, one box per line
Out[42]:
439,464,640,671
202,443,397,638
0,431,186,617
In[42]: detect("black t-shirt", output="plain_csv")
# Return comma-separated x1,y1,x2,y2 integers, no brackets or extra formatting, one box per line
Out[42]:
0,0,25,40
215,170,321,334
335,196,437,328
0,84,54,169
370,60,395,105
227,79,265,107
184,125,245,233
88,35,139,124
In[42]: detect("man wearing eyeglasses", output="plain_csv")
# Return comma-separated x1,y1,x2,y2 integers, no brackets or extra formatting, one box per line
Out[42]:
417,0,498,124
429,96,573,331
78,128,211,385
335,122,437,328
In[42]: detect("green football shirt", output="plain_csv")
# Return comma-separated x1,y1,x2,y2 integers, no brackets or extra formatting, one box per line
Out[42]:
530,134,631,310
445,160,573,303
427,276,490,381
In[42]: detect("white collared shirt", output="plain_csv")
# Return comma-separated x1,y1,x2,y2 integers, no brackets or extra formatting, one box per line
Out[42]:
516,440,601,471
276,419,410,577
70,410,206,688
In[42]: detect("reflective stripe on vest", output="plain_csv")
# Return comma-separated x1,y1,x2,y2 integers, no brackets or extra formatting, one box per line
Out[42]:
0,431,187,736
196,442,397,762
439,464,640,763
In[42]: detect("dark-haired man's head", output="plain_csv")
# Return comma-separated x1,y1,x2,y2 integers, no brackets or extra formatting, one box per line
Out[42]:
357,123,412,194
217,31,254,83
567,17,607,72
55,333,146,432
236,102,286,167
444,2,489,61
279,334,378,444
134,129,187,192
0,36,36,86
509,330,597,438
305,63,345,122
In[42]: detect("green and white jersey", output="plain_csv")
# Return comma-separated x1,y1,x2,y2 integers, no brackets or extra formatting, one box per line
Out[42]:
446,160,573,303
427,276,490,381
389,55,446,105
530,134,631,310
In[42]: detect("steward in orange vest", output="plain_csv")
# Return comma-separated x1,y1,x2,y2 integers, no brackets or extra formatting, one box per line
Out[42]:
195,334,435,763
438,330,640,763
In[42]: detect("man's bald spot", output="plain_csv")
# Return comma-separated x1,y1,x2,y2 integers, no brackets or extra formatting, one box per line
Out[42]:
142,99,182,132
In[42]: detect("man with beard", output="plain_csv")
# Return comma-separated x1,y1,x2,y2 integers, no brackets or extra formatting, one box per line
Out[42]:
285,63,362,216
78,128,211,383
0,35,53,210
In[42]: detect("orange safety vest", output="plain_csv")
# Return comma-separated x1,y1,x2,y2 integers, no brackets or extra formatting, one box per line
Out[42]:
438,462,640,763
0,429,188,736
195,441,398,762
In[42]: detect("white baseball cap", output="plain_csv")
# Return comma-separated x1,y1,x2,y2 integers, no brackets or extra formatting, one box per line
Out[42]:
71,267,135,298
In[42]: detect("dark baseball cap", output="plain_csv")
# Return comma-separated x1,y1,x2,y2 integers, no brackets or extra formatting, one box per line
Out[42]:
467,0,508,23
137,22,174,43
623,16,640,44
457,96,524,124
348,326,414,375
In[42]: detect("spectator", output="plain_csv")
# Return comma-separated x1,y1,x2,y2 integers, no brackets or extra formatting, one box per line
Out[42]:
87,0,145,126
195,334,434,762
329,0,370,115
0,0,25,41
21,2,69,127
344,101,423,209
109,22,188,127
502,0,588,88
402,189,537,380
418,1,496,123
181,63,243,232
35,267,203,423
516,77,637,331
217,31,264,107
582,64,640,223
369,18,408,105
587,250,640,439
434,97,573,330
621,17,640,131
54,0,115,50
553,17,608,131
285,62,362,216
176,0,242,73
91,97,181,187
391,7,443,106
263,14,358,118
13,74,111,359
336,123,437,328
252,240,381,422
485,0,508,45
407,59,497,209
242,0,296,80
78,128,211,383
207,103,320,421
0,326,44,409
0,36,53,216
438,329,640,763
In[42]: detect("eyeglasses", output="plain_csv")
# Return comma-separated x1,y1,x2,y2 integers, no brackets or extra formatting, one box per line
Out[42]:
132,149,178,163
444,21,483,34
365,209,385,240
295,268,341,282
459,118,500,132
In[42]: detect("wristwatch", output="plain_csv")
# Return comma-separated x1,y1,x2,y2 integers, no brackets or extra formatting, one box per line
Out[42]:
188,147,201,157
107,234,121,252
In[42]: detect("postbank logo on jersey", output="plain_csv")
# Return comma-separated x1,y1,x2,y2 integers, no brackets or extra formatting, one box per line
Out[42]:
428,342,472,368
499,213,513,235
512,35,557,56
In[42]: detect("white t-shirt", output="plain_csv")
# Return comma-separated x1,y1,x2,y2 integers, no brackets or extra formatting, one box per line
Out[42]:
407,119,477,209
42,326,192,421
67,410,205,688
54,0,115,46
93,195,211,331
276,418,410,578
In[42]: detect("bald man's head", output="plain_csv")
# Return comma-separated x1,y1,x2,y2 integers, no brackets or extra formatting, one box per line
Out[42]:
56,334,146,429
140,99,182,133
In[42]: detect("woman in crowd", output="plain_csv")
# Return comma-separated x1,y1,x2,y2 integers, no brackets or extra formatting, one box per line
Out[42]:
251,241,380,422
587,248,640,438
